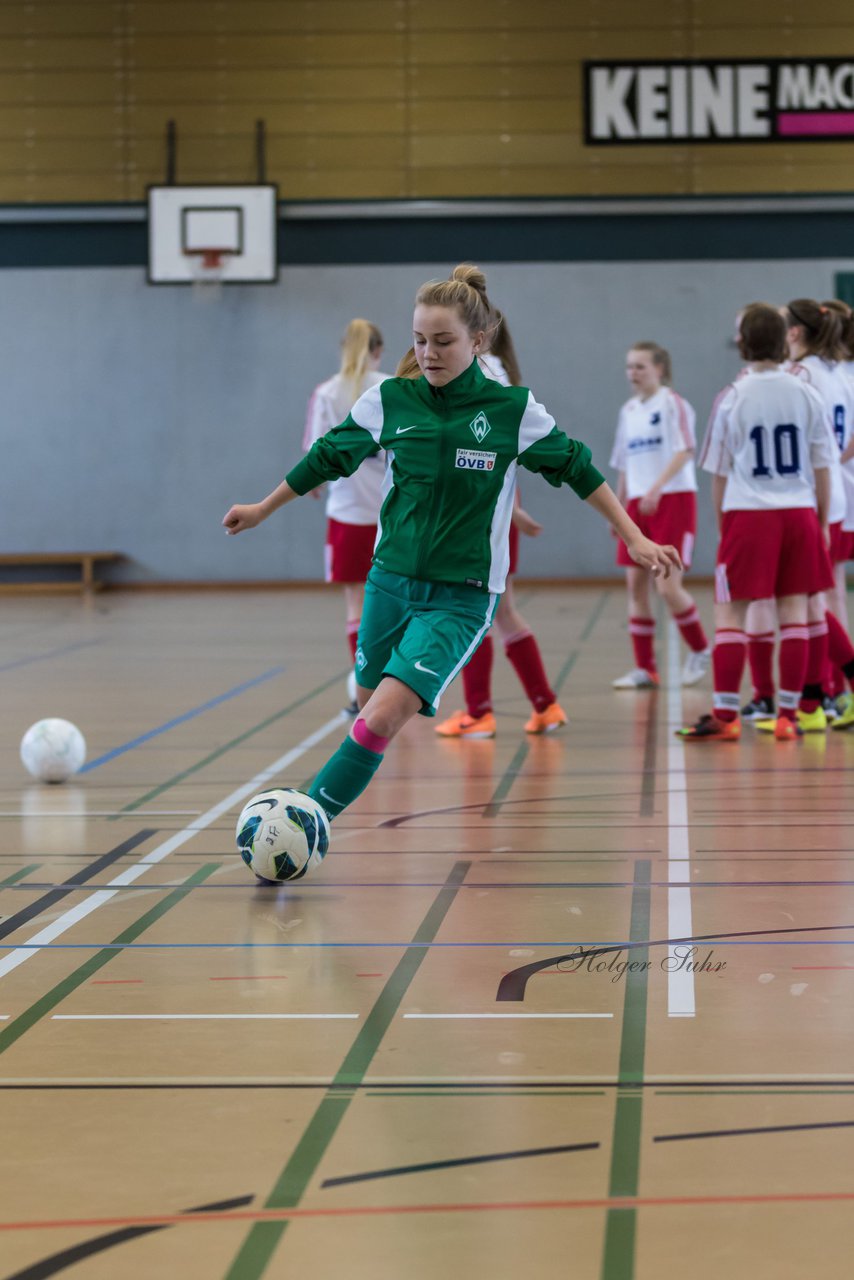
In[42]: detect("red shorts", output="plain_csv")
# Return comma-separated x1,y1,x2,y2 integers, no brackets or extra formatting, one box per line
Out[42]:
508,522,520,576
616,492,696,569
715,508,833,603
324,518,377,584
829,521,854,564
829,517,850,563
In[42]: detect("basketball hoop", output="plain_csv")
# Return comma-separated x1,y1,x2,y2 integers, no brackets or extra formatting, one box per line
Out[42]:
185,246,230,302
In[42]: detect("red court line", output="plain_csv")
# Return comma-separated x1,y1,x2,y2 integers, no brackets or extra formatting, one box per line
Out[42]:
4,1190,854,1232
209,976,288,981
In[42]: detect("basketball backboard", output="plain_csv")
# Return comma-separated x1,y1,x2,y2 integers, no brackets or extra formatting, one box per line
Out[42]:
147,184,278,284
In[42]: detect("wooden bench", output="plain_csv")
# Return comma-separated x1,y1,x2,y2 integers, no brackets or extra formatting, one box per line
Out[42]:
0,552,125,596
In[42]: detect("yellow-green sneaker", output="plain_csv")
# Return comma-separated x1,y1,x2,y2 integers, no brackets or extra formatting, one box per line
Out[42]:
796,706,828,733
831,692,854,731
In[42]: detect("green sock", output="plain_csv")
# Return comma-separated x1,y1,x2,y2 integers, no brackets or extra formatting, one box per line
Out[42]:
308,735,384,821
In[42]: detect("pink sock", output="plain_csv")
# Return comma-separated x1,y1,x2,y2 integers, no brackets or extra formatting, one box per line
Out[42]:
747,631,776,700
712,628,747,721
674,603,708,653
352,718,388,754
462,636,493,718
778,623,809,719
630,616,657,673
504,630,555,713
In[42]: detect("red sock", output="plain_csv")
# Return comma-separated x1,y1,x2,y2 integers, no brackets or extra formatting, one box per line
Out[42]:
674,603,708,653
747,631,776,700
778,623,809,719
629,616,657,674
504,630,555,713
346,619,360,662
826,610,854,671
800,620,828,713
712,628,747,721
463,635,493,718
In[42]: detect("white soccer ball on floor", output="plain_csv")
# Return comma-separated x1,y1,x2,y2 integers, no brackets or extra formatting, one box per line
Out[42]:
235,788,331,882
20,718,87,783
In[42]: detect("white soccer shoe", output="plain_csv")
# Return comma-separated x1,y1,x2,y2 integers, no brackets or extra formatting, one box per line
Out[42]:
612,668,660,690
681,648,711,687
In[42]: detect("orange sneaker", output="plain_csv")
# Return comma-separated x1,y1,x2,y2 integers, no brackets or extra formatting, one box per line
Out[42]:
677,713,741,741
435,709,496,739
524,702,568,734
773,714,801,741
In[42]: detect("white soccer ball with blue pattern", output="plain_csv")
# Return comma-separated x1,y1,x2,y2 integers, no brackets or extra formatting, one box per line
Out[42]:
235,788,331,882
20,718,86,783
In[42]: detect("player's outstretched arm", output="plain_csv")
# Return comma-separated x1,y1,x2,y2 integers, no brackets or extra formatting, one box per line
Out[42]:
585,480,683,578
223,479,299,535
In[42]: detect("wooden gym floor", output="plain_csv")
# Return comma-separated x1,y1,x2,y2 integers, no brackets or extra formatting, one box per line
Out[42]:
2,585,854,1280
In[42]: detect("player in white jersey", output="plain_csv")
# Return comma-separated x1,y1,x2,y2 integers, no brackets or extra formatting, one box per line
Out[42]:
680,304,834,741
610,342,710,689
771,298,854,732
829,295,854,727
303,318,389,708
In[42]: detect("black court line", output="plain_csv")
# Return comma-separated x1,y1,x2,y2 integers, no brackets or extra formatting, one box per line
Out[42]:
497,921,854,1001
2,1194,254,1280
640,680,658,818
320,1141,600,1188
654,1119,854,1144
0,831,155,943
3,1080,854,1091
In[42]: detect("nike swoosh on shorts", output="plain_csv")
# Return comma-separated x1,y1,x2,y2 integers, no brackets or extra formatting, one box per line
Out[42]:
395,425,418,434
414,660,439,676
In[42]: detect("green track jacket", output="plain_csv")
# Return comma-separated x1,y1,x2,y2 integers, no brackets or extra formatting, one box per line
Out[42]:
285,359,605,594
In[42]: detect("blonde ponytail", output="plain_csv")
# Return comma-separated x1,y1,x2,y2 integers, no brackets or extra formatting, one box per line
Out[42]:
339,318,384,395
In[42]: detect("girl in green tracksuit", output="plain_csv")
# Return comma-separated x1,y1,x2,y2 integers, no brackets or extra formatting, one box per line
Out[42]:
223,264,681,822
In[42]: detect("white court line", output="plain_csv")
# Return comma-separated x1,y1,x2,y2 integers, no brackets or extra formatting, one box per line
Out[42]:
0,712,349,983
403,1013,613,1020
667,619,695,1018
0,811,202,818
52,1013,358,1021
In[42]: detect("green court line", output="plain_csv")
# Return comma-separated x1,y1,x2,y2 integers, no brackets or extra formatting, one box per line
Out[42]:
223,860,470,1280
481,591,604,822
483,739,529,819
579,589,612,643
601,860,651,1280
113,670,348,816
0,864,40,887
0,864,220,1058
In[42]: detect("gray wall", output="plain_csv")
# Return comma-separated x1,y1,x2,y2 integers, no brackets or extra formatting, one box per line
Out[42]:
4,258,853,583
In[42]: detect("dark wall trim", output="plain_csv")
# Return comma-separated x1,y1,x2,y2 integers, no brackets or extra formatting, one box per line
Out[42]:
0,195,852,268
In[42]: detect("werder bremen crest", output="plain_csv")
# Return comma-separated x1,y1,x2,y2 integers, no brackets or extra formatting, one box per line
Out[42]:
469,411,491,443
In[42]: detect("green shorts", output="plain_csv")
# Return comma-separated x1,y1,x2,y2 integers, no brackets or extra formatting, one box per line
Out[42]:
355,567,498,717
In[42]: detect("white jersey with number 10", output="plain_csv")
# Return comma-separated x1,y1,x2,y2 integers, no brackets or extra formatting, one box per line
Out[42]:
700,368,835,511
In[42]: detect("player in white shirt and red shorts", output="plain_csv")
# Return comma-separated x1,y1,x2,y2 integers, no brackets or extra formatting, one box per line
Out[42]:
680,303,835,741
756,298,854,735
303,319,389,708
610,342,710,689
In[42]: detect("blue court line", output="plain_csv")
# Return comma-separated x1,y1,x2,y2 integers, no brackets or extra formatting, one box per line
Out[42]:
78,665,285,773
3,939,854,951
0,638,101,674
